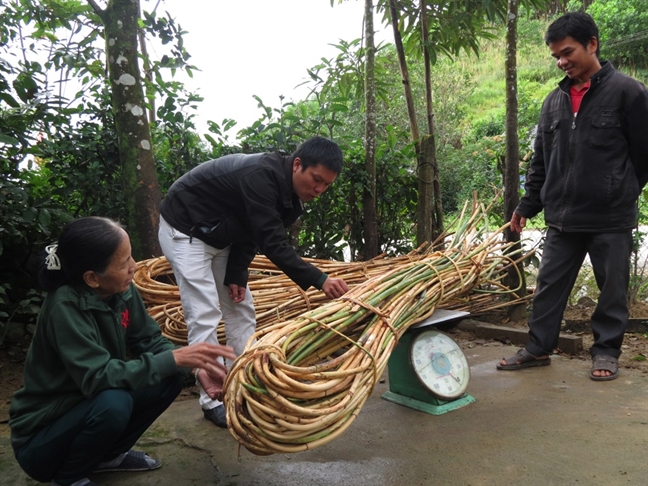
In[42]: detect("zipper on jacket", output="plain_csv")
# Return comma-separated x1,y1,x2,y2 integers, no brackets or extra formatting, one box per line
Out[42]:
559,88,575,227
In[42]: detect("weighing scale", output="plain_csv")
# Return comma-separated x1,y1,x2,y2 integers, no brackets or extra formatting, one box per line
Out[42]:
382,309,476,415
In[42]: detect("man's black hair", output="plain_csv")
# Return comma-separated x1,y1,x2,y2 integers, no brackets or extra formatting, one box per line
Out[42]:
292,136,343,174
545,12,600,57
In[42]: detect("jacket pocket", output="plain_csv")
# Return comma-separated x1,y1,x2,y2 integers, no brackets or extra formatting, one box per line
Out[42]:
541,119,561,152
189,217,238,249
589,114,623,149
192,218,224,236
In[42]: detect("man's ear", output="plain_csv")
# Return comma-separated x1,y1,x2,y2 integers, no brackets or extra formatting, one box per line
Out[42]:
588,36,599,54
292,157,302,173
83,270,100,289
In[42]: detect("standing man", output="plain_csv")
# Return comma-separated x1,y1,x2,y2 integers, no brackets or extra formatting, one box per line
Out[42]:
158,136,349,426
497,12,648,381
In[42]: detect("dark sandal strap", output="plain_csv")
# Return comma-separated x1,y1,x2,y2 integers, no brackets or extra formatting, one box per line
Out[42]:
592,355,618,373
502,348,536,365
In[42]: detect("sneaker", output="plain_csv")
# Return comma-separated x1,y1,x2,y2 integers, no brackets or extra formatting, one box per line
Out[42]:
203,404,227,428
93,449,161,473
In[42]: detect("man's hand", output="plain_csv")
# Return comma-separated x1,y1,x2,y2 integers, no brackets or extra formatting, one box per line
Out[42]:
321,276,349,299
510,212,527,234
228,283,246,303
172,342,236,392
195,368,226,401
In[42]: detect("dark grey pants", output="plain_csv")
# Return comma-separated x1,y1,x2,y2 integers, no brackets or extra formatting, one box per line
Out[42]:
525,227,633,359
14,374,184,485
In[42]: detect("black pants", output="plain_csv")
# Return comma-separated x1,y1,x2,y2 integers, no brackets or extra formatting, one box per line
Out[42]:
525,228,632,359
14,374,184,485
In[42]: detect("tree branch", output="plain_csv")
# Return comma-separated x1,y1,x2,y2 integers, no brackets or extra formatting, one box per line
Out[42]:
86,0,105,18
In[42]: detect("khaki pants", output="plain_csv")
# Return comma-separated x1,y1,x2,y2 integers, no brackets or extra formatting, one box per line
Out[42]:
158,216,257,411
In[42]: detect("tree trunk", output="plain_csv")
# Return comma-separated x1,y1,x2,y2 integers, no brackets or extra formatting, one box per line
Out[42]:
419,134,436,245
504,0,527,317
93,0,163,260
388,0,428,247
420,0,443,244
138,27,156,124
288,218,301,250
363,0,380,259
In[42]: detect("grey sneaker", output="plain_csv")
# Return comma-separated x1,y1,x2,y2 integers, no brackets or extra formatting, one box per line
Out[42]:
203,404,227,428
94,449,161,473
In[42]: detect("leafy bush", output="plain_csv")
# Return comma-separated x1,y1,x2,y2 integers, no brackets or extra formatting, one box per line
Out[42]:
296,130,418,261
587,0,648,70
468,115,505,140
0,54,74,334
438,136,505,215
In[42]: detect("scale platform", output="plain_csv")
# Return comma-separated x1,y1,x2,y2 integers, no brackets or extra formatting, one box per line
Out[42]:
382,309,476,415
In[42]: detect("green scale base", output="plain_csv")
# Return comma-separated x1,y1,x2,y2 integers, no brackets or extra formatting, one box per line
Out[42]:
382,390,476,415
381,324,476,415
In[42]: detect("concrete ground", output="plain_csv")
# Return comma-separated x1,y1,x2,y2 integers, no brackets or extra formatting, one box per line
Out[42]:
1,340,647,486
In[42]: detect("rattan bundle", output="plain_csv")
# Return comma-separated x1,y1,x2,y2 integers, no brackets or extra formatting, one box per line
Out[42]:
135,217,529,346
134,248,432,344
222,201,527,455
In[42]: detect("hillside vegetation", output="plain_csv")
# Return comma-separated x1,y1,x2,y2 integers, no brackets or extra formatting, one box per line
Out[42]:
431,15,646,215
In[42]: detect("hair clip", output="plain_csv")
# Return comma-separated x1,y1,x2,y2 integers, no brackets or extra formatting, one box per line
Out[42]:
45,244,61,270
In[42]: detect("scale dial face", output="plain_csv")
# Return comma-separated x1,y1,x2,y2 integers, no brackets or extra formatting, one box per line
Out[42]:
410,329,470,399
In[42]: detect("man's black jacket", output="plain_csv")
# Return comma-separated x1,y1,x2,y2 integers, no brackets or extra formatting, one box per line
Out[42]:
517,61,648,232
160,152,324,290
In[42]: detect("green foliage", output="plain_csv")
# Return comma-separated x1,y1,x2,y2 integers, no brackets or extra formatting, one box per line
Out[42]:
377,0,507,63
140,9,195,73
34,85,127,220
203,117,238,156
299,131,418,260
2,0,647,328
0,2,80,327
302,39,369,103
517,14,549,52
373,131,419,254
469,116,505,140
237,95,309,154
0,0,210,326
152,87,215,192
438,136,505,215
0,151,65,335
586,0,648,70
408,55,476,147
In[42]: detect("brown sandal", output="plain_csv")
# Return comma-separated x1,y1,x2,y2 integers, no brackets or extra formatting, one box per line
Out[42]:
496,348,551,370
